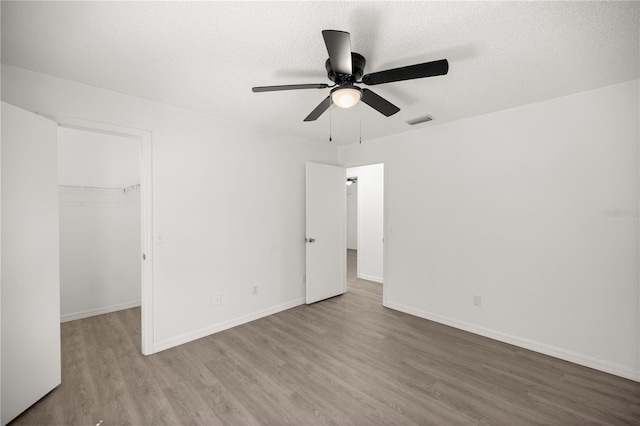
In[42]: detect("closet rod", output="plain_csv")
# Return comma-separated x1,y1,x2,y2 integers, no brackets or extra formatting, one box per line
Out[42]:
122,184,141,192
58,184,140,192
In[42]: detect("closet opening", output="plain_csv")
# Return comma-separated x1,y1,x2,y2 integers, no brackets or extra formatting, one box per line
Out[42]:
54,118,153,355
58,126,141,324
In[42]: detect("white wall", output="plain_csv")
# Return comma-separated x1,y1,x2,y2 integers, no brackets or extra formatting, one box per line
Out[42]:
347,180,357,250
58,127,141,321
339,80,640,381
1,65,337,352
58,127,139,187
1,103,61,424
347,164,384,283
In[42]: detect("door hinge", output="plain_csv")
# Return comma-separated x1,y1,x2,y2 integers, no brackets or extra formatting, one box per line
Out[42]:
142,253,146,261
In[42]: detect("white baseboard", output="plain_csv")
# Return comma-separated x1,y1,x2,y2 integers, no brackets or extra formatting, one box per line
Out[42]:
152,297,305,353
384,300,640,382
358,273,383,284
61,300,141,323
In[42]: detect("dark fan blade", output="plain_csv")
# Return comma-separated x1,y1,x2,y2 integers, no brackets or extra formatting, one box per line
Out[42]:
361,89,400,117
252,83,329,93
362,59,448,85
322,30,352,76
303,96,331,122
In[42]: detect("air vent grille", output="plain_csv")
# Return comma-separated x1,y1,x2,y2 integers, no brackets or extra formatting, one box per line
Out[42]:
407,115,434,125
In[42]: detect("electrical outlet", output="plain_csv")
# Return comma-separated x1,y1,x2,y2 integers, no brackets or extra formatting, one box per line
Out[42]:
211,292,221,305
473,295,481,307
252,285,259,295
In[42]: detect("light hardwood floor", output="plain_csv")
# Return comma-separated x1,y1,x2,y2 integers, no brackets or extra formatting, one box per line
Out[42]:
12,249,640,425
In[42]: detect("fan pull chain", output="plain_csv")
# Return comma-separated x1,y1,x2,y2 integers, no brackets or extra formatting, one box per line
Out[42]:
329,100,333,142
359,104,362,144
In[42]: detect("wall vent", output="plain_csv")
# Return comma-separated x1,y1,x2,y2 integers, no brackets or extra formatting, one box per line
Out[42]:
407,115,434,125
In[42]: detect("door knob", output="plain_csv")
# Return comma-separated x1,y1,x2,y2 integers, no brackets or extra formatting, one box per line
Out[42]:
307,238,315,243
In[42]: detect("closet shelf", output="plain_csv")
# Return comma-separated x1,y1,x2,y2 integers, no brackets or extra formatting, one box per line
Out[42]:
58,184,140,193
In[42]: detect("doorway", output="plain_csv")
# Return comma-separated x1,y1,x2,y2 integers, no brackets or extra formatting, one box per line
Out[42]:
345,163,384,300
57,127,141,323
52,116,154,355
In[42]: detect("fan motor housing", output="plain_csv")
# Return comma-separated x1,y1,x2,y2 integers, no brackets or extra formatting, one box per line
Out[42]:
326,52,366,83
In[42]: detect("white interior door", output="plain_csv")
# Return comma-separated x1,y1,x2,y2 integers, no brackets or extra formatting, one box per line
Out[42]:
1,103,61,425
305,162,346,304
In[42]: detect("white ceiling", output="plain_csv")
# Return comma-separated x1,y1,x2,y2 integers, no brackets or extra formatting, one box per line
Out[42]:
2,1,638,145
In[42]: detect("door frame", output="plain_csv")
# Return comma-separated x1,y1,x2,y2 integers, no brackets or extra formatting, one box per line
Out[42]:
43,114,155,356
343,162,387,306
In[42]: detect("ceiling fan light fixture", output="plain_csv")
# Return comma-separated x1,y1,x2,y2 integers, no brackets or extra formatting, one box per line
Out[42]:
331,86,362,108
252,30,449,122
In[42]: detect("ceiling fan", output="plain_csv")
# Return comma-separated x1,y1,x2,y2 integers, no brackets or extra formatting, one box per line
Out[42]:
252,30,449,122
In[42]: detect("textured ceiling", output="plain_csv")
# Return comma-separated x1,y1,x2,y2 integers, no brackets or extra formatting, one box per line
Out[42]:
2,1,639,145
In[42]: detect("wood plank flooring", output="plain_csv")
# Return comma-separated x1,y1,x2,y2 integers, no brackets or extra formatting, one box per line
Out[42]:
11,249,640,425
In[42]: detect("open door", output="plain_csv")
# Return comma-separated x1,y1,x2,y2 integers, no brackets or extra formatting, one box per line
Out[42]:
1,103,61,425
305,162,346,304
